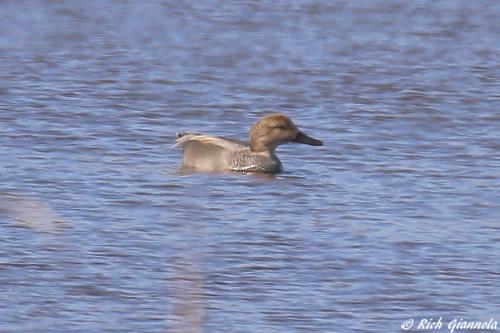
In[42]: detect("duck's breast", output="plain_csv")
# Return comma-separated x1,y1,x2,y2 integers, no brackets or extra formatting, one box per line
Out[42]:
228,151,282,173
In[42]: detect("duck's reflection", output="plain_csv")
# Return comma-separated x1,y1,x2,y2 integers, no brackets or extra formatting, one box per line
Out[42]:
176,167,278,181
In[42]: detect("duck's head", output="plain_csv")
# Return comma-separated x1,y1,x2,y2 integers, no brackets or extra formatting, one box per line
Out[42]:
249,113,323,153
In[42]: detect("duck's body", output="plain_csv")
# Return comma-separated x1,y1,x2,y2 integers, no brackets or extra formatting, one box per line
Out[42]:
175,133,282,172
174,114,322,173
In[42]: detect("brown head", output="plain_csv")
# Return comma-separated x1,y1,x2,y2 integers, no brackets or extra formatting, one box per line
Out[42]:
249,113,323,152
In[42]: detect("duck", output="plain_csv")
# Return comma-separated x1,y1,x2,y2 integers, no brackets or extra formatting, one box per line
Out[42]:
174,113,323,173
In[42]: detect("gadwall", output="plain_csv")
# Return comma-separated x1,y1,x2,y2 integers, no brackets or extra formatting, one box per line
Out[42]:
174,113,323,173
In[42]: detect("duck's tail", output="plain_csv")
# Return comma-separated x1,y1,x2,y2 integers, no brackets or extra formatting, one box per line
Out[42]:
173,132,199,148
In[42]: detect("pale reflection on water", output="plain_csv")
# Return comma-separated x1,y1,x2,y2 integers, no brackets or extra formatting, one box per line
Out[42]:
1,192,66,233
168,246,204,333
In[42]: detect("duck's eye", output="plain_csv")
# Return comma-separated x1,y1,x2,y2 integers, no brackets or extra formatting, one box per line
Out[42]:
275,123,286,129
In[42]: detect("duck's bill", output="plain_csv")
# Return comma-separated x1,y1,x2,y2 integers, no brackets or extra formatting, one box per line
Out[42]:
292,131,323,146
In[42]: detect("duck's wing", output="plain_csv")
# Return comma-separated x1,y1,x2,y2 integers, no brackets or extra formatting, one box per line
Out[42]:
173,133,250,171
173,133,248,150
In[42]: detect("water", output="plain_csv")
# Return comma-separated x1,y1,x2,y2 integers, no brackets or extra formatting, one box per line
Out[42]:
1,1,499,332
